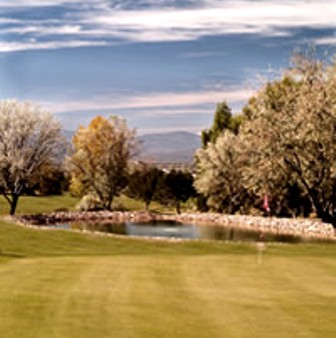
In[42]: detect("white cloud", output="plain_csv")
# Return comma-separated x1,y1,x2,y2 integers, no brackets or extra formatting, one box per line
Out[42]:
314,36,336,46
42,87,253,114
0,0,80,7
84,0,336,42
137,108,209,117
1,25,83,35
0,40,107,53
41,83,252,133
1,0,336,51
0,18,21,24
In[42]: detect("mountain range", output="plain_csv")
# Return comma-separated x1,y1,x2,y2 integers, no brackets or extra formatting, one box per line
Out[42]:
138,131,201,164
64,130,201,164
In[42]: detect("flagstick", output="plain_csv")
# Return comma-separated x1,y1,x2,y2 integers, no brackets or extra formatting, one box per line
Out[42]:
257,244,263,265
257,233,265,265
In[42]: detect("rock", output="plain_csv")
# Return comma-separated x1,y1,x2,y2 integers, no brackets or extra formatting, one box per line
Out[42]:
15,211,335,240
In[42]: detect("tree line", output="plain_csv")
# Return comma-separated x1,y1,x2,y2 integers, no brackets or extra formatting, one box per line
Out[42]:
195,53,336,225
0,52,335,225
68,116,195,213
0,107,195,214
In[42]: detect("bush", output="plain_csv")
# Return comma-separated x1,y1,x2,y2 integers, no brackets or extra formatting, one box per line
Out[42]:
76,195,103,211
112,202,128,212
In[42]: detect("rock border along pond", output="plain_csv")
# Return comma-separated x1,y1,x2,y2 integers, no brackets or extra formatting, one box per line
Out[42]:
16,211,335,240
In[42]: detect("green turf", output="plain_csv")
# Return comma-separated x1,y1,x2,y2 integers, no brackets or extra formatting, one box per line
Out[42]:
0,193,175,216
0,219,335,338
0,194,80,216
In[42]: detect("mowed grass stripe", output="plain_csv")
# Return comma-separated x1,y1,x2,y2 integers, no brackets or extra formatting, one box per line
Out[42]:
0,257,218,337
181,255,336,337
0,254,335,337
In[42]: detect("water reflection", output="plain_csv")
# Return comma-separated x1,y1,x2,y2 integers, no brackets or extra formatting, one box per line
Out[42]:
71,222,127,235
52,220,306,243
126,222,199,239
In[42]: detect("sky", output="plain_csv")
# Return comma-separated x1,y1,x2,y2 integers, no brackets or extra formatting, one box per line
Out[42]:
0,0,335,134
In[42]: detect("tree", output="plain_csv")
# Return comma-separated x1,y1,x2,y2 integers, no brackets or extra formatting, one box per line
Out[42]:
68,115,137,210
195,131,251,213
0,100,66,215
194,53,336,223
198,101,244,211
37,164,68,196
240,53,336,224
156,169,195,214
27,163,68,196
201,101,242,147
126,163,163,210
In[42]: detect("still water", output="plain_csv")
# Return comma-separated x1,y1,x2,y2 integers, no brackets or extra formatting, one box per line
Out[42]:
52,220,305,243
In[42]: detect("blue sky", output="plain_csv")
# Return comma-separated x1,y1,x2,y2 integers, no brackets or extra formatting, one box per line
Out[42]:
0,0,335,134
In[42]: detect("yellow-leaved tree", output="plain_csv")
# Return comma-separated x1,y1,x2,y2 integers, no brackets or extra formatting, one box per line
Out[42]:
68,115,137,210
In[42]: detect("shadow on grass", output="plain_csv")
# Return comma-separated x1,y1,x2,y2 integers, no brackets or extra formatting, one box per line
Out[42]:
0,251,25,259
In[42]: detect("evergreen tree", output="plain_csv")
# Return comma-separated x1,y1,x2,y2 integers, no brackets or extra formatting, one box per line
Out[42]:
201,101,242,147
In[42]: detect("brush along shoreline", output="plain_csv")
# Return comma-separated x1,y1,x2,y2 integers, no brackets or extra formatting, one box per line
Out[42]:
15,211,335,240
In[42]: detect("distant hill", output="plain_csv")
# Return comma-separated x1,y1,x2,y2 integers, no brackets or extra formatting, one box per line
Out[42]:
64,130,201,164
138,131,201,164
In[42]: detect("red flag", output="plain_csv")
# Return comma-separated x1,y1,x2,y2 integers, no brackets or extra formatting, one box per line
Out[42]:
263,194,270,212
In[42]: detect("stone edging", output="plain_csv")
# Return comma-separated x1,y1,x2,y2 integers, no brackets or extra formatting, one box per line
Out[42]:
15,211,335,240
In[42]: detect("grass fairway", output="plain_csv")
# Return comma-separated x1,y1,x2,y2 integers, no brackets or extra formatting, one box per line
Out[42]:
0,194,174,216
0,194,80,216
0,220,335,337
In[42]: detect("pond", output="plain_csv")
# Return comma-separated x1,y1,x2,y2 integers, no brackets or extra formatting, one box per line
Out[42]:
49,220,308,243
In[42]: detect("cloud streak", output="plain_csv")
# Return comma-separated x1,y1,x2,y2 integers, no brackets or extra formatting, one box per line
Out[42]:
0,40,107,53
1,0,336,52
43,87,253,114
0,0,82,7
314,36,336,46
91,1,336,41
